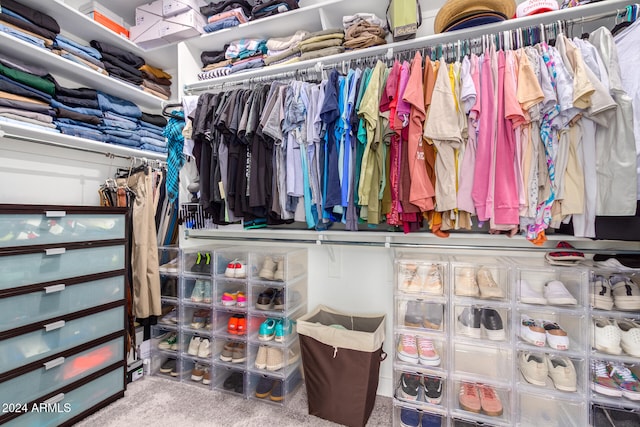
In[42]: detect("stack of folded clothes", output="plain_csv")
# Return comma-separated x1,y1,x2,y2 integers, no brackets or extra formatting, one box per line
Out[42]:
251,0,299,20
226,38,267,74
90,40,145,86
52,86,105,141
97,91,143,149
198,46,232,80
264,30,308,67
203,7,250,33
139,64,172,100
0,0,60,49
0,54,57,132
297,29,345,62
342,13,387,50
138,113,167,153
52,35,107,75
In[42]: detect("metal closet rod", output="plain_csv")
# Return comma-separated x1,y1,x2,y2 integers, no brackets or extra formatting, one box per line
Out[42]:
184,1,632,95
1,130,167,163
186,233,640,255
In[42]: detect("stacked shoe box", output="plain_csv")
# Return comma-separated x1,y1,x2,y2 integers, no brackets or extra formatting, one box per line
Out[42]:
449,256,512,426
152,245,182,380
393,255,448,426
212,247,308,405
514,259,588,426
179,248,216,390
588,267,640,424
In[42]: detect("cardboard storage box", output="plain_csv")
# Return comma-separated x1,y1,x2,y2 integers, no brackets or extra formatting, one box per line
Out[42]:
131,8,205,49
162,0,205,18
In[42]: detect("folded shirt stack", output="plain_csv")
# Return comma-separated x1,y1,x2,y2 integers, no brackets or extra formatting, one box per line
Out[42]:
203,7,249,33
250,0,299,20
139,64,172,100
138,113,168,153
90,40,145,86
264,30,308,67
342,13,388,50
200,1,253,21
52,35,107,75
51,86,104,140
297,29,345,62
0,55,57,132
0,0,60,49
198,46,232,80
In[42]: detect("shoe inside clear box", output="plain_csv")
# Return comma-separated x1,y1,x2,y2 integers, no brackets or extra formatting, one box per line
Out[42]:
518,390,587,426
451,261,510,302
397,297,446,333
394,332,446,370
517,266,586,307
516,308,586,353
452,380,511,423
395,258,447,296
454,305,510,343
249,248,308,282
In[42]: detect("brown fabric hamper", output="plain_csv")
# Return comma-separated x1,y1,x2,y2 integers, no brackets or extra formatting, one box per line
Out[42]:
297,305,386,427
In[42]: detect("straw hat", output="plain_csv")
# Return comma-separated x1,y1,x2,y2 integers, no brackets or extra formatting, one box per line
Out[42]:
434,0,517,33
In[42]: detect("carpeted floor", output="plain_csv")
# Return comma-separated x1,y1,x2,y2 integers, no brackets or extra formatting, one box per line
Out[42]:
76,376,393,426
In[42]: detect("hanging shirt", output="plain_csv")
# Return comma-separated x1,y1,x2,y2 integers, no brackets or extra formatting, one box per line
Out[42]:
457,54,478,215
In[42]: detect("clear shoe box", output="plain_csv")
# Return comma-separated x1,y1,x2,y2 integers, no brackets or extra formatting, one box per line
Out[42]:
214,279,248,312
151,325,179,355
248,339,302,378
591,404,640,426
450,379,512,425
214,247,249,280
395,258,448,297
452,342,513,383
248,248,308,282
247,305,306,346
396,296,446,334
516,351,586,396
590,313,640,360
392,404,446,427
247,365,303,406
394,332,447,371
393,366,446,410
450,257,510,302
182,333,213,361
248,276,308,316
515,263,587,308
181,358,213,390
516,308,586,357
158,245,180,275
589,359,640,406
160,274,178,302
518,391,587,427
182,277,213,306
588,269,640,314
158,302,179,328
180,304,213,335
453,304,510,343
182,247,215,276
151,353,180,381
213,309,248,340
212,337,248,368
214,365,246,397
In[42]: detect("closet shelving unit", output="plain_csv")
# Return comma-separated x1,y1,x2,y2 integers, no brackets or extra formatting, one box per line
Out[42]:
0,0,175,161
152,245,308,407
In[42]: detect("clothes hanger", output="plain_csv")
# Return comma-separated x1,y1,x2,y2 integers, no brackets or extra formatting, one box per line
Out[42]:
162,103,184,119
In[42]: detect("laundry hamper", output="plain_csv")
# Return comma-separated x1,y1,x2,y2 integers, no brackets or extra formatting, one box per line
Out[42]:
297,305,386,427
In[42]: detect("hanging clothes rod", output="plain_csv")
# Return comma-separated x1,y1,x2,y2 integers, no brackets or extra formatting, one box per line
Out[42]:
184,0,637,95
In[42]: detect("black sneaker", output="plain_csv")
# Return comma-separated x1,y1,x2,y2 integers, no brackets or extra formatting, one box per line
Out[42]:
480,309,505,341
422,375,443,404
255,377,274,398
397,373,420,401
458,307,482,338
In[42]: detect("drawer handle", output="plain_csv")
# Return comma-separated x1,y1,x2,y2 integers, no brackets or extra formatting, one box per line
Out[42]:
45,248,66,256
44,357,65,370
45,211,66,218
43,393,64,405
44,284,65,294
44,320,65,332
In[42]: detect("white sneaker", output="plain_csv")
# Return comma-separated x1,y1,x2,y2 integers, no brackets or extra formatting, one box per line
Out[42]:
518,279,546,305
418,264,443,295
544,280,577,306
518,352,548,386
520,316,546,347
611,275,640,310
187,336,201,356
198,338,211,358
590,275,614,310
455,267,479,297
616,319,640,357
542,321,570,351
593,317,622,355
546,355,577,392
